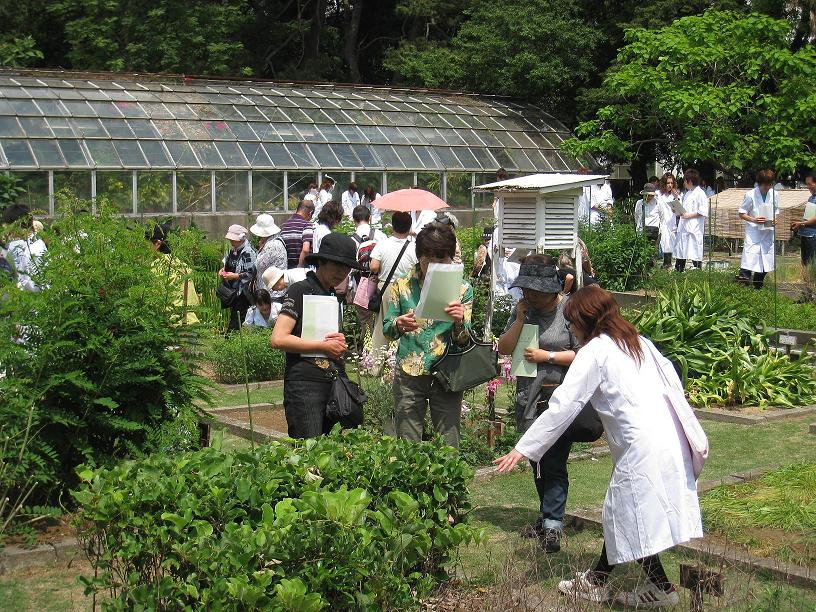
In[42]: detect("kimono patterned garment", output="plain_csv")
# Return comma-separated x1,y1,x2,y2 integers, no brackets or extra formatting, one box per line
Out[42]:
739,187,779,273
515,334,704,564
674,186,709,261
382,267,473,376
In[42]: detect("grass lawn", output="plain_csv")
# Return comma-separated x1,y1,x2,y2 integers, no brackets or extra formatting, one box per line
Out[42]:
202,381,284,408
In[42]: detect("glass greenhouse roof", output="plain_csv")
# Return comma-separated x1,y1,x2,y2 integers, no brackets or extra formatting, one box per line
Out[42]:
0,70,579,173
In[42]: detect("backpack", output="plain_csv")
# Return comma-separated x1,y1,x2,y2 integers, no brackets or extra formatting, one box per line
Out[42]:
352,228,376,276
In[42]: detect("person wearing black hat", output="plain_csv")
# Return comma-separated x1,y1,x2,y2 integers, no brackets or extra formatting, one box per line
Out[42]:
497,255,579,553
271,232,364,438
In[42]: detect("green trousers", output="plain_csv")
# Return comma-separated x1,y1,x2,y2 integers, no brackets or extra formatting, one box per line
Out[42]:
393,371,464,448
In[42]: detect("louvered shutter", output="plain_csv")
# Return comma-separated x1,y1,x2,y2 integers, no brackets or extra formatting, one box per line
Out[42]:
541,195,577,249
499,194,538,250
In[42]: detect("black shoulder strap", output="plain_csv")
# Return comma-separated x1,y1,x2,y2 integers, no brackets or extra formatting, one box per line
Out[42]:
379,240,410,290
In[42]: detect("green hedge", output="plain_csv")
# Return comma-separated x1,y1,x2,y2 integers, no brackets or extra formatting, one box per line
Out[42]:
73,429,480,610
208,328,286,384
580,220,655,291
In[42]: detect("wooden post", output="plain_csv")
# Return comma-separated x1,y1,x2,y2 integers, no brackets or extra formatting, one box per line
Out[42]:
680,564,724,612
198,420,210,448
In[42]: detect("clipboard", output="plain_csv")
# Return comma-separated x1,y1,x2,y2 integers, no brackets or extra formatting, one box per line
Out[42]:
670,198,686,216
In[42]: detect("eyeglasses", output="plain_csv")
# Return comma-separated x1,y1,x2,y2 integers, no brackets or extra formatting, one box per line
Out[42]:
565,320,573,331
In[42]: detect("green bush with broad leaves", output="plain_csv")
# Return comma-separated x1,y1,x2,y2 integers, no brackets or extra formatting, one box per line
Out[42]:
73,428,481,610
633,281,816,408
0,203,209,505
579,219,655,291
207,327,286,384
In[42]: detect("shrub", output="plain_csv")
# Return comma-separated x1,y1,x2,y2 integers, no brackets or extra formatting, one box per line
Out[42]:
73,428,480,610
0,205,209,503
208,328,286,384
580,220,655,291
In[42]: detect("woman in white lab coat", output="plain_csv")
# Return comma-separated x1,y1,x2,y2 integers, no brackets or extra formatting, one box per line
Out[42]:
494,285,707,609
674,168,709,271
655,173,679,269
737,170,778,289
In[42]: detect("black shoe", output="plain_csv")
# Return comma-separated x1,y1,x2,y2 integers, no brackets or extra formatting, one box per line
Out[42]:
520,519,544,539
540,528,561,553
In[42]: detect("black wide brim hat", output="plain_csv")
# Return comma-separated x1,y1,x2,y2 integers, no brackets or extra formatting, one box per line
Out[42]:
304,232,364,269
510,263,562,294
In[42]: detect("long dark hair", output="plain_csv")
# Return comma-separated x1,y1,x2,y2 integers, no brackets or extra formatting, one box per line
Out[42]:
316,200,343,228
564,285,643,364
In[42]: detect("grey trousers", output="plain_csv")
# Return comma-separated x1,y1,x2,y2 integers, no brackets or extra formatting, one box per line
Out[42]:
393,371,463,448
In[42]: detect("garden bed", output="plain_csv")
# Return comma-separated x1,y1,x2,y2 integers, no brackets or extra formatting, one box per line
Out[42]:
204,403,288,442
693,405,816,425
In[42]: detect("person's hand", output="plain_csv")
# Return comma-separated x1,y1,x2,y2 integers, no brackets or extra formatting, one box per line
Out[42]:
322,332,348,360
791,221,803,232
444,301,465,323
218,267,226,277
493,449,528,473
396,310,419,334
524,348,548,363
515,298,529,321
681,212,695,220
755,216,767,224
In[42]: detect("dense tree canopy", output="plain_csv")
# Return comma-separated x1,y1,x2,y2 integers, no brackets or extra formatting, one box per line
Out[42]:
564,11,816,175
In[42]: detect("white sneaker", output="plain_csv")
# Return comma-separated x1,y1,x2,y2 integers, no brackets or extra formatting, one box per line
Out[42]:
557,570,610,603
614,582,680,608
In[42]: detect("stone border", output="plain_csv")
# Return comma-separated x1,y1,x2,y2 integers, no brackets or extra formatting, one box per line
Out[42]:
0,537,81,575
692,405,816,425
212,380,284,394
204,404,288,443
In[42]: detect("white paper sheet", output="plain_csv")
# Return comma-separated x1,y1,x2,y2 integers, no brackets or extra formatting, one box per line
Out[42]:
301,294,339,357
757,202,775,231
414,263,463,321
805,201,816,222
511,324,539,378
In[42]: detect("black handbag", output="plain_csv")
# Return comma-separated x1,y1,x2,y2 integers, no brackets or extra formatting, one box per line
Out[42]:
215,281,238,309
324,364,366,428
534,386,604,443
431,328,500,393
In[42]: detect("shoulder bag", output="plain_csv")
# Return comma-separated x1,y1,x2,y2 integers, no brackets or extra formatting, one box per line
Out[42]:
215,281,238,309
431,328,500,393
366,240,410,313
324,363,366,428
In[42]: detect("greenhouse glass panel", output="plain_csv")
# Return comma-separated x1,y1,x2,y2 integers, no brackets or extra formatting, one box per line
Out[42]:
371,145,404,169
399,126,421,141
166,141,200,168
457,129,484,146
227,121,258,140
240,143,273,167
275,123,298,141
89,101,122,118
446,172,472,209
416,172,441,195
327,172,352,193
285,143,316,168
512,132,537,148
248,122,279,141
140,102,174,119
215,171,250,211
34,100,68,117
163,103,197,119
322,109,352,124
418,127,445,146
18,116,52,137
127,119,160,138
69,118,107,137
354,145,379,168
345,109,371,124
379,126,408,144
215,141,249,167
191,141,225,168
405,113,433,128
252,171,285,211
542,149,565,172
212,104,243,120
86,140,121,167
137,171,173,213
287,172,317,209
56,140,89,167
0,116,23,137
434,147,463,170
492,130,520,148
257,107,289,122
9,99,43,116
113,140,148,167
263,143,295,167
470,147,497,170
331,144,361,168
528,132,553,148
177,171,211,212
202,120,235,140
153,120,185,139
316,124,345,142
393,145,421,169
295,123,325,141
54,171,91,203
413,146,442,170
474,130,501,146
96,171,134,213
464,116,488,130
285,108,312,123
2,140,36,166
140,141,173,167
489,148,515,170
386,172,413,192
474,173,496,209
359,125,387,144
508,148,535,171
101,118,134,138
524,149,548,171
15,171,49,212
30,139,65,168
354,172,382,196
442,114,469,128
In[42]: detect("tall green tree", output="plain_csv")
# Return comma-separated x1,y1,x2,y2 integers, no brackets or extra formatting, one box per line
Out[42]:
46,0,252,75
384,0,603,117
564,11,816,176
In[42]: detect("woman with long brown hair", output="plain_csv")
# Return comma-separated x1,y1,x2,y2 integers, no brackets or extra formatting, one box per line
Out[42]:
494,285,707,609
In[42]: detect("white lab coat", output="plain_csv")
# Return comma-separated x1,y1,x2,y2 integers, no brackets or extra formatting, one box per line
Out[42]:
8,236,47,292
341,190,360,217
516,335,704,564
655,192,677,254
578,182,613,226
634,197,660,231
673,186,709,261
315,188,333,216
739,187,778,273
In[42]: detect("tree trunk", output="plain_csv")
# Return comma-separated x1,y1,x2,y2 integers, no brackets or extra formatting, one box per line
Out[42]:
305,0,327,61
343,0,364,82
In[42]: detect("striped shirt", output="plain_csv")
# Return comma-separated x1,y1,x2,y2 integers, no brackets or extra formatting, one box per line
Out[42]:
280,213,313,268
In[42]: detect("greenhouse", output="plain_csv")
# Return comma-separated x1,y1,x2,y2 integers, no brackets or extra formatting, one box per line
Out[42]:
0,69,581,221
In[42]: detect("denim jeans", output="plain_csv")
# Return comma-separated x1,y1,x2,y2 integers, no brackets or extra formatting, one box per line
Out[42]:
529,433,573,529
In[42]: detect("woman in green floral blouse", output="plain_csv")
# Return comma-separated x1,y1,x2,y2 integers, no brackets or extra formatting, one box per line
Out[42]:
383,222,473,447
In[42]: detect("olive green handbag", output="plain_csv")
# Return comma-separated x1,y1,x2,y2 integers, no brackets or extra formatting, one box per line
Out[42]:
431,329,500,393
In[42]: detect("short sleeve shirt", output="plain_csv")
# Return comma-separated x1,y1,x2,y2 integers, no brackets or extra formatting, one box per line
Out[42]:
280,214,313,268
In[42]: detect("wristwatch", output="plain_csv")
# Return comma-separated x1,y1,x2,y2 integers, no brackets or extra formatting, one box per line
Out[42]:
548,351,556,364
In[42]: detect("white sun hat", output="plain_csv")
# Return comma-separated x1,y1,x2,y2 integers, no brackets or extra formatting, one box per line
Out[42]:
249,213,281,238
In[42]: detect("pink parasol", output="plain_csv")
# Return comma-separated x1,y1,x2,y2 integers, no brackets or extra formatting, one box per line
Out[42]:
373,188,449,212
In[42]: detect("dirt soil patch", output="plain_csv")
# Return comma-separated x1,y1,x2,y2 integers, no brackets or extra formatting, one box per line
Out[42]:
4,516,75,548
222,406,288,434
